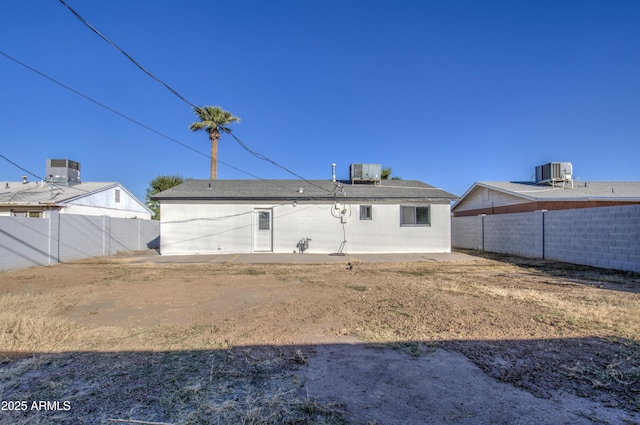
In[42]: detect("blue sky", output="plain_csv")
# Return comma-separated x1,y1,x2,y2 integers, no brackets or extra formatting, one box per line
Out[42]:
1,1,639,201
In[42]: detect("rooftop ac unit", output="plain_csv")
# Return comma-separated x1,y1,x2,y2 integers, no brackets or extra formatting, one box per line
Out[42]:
535,162,572,186
350,163,381,184
46,159,81,185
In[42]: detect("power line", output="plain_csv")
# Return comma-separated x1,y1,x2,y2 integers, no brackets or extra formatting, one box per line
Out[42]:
57,1,335,195
227,132,337,194
0,154,43,181
58,0,197,109
0,50,335,196
0,153,103,197
0,50,258,181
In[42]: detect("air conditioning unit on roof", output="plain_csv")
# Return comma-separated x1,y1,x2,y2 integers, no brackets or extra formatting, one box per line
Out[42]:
535,162,572,187
350,163,381,184
46,159,81,185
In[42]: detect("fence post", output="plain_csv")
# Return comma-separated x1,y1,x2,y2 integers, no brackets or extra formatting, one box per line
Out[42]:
541,210,546,259
48,211,60,265
480,214,486,251
102,215,111,256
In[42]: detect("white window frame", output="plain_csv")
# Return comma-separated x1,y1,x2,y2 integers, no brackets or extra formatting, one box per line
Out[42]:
400,205,430,226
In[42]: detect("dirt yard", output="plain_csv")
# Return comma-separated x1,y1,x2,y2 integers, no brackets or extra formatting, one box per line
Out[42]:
0,250,639,424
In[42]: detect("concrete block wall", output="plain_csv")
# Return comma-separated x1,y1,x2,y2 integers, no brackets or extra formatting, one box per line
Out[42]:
59,214,106,261
452,204,639,273
544,205,639,272
450,215,483,250
0,215,56,270
0,213,159,271
484,211,543,259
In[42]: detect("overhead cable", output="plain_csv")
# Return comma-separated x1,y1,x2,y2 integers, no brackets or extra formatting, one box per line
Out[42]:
0,50,262,182
0,51,337,196
58,0,197,109
0,153,43,181
227,132,336,194
57,1,333,194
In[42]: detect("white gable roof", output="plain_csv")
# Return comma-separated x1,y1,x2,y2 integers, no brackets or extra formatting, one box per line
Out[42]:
453,181,640,212
0,181,152,214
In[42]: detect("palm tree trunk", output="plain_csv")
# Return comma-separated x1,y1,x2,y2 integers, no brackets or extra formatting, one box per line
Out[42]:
209,128,220,180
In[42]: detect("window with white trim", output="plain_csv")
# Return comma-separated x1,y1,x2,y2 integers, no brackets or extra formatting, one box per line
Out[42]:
400,205,430,226
115,189,121,203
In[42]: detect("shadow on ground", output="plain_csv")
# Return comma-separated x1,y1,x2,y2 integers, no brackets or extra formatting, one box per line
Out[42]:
456,249,640,294
1,337,638,425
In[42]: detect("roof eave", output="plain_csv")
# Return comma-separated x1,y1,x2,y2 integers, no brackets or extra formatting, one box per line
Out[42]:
152,196,457,202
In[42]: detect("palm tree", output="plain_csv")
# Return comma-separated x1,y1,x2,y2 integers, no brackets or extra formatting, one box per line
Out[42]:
382,167,402,180
189,106,240,180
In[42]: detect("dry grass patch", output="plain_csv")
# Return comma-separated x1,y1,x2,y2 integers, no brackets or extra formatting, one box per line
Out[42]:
1,252,639,422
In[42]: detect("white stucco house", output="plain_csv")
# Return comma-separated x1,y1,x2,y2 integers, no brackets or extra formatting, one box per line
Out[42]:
152,179,458,255
452,180,640,217
0,159,152,219
0,180,153,220
453,162,640,217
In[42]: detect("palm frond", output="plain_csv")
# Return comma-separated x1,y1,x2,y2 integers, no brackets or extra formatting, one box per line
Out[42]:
189,105,239,133
188,121,207,131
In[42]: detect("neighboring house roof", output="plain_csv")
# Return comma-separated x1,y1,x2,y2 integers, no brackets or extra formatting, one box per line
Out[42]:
452,181,640,213
0,181,153,213
152,179,458,202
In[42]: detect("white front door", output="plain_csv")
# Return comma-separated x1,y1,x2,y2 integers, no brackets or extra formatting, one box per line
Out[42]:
254,209,273,252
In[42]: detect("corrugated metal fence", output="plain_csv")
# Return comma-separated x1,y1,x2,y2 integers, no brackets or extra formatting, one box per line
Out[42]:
452,204,640,273
0,211,159,271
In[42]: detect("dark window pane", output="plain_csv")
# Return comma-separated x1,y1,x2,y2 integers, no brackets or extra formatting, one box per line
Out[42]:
259,211,270,230
416,207,429,224
360,205,372,220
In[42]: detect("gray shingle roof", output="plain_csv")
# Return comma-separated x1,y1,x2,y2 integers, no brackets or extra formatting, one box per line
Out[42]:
482,181,640,200
152,179,458,202
454,181,640,209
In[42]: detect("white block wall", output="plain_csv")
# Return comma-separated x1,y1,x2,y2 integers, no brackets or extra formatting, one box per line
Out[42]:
484,211,544,259
0,215,54,269
160,201,452,255
544,205,640,272
450,215,483,250
452,205,640,273
0,212,159,270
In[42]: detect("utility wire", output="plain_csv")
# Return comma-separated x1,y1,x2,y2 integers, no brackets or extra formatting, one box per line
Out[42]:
227,132,337,194
57,1,334,195
0,51,336,196
0,50,262,182
58,0,197,109
0,154,43,181
0,153,99,197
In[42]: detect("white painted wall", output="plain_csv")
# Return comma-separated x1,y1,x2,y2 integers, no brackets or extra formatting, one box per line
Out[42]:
160,200,452,255
66,186,151,218
0,212,159,271
455,186,528,213
63,204,151,219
